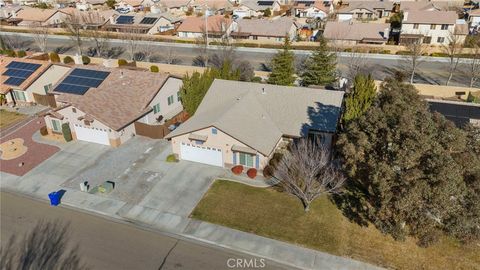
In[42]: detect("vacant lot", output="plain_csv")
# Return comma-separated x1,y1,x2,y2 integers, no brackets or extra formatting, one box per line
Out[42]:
0,109,26,129
192,180,480,270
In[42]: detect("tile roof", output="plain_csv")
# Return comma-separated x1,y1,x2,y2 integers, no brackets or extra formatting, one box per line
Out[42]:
427,99,480,128
232,17,296,38
191,0,234,9
338,1,394,13
166,79,344,155
323,21,390,42
241,0,279,11
177,15,232,33
158,0,191,8
0,57,52,94
51,65,171,131
15,7,66,22
403,10,458,24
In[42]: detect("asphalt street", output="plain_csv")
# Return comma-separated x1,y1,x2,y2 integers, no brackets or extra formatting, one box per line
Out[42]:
2,32,478,87
0,191,293,270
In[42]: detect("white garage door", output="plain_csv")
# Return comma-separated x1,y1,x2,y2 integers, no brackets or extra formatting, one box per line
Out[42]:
74,125,110,145
180,143,223,167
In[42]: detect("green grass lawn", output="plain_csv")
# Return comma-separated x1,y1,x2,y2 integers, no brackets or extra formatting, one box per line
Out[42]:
191,180,480,270
0,109,27,129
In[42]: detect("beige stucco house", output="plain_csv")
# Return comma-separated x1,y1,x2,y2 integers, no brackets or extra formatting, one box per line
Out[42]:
165,79,344,170
231,17,298,41
15,7,69,26
44,66,183,147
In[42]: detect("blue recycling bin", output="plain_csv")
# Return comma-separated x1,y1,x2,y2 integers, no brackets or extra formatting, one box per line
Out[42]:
48,192,61,206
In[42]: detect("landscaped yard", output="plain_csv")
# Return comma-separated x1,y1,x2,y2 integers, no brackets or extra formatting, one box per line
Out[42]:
0,109,27,129
191,180,480,270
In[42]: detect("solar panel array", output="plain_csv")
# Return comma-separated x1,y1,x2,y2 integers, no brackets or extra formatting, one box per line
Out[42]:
140,17,158,24
116,15,134,24
257,1,274,5
54,68,110,95
2,61,42,86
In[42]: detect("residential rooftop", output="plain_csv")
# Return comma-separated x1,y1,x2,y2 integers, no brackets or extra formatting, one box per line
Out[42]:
0,57,52,94
323,21,390,42
232,17,296,38
403,10,458,25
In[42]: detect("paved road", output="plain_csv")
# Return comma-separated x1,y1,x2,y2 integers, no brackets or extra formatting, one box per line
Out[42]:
2,32,478,87
0,192,293,270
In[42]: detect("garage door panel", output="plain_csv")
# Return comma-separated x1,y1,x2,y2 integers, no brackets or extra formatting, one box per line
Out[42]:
74,125,110,145
180,143,223,167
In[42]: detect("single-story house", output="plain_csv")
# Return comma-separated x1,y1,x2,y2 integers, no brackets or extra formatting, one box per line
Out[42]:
0,5,21,24
323,21,390,45
44,66,184,147
399,1,462,12
233,0,281,18
61,8,120,30
336,1,394,21
105,12,181,34
14,7,69,26
75,0,106,11
165,79,344,169
469,9,480,29
157,0,191,14
291,0,332,19
231,17,298,41
176,15,236,38
427,99,480,128
189,0,234,14
1,58,70,107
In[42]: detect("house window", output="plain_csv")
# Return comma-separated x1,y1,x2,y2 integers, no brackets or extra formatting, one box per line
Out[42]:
430,24,436,30
413,23,419,29
13,91,26,101
367,13,372,19
195,140,203,145
177,91,181,102
153,103,161,113
167,95,174,105
211,128,217,134
437,37,445,43
357,13,362,18
441,24,448,30
239,152,254,167
423,36,432,44
51,119,61,132
43,83,52,94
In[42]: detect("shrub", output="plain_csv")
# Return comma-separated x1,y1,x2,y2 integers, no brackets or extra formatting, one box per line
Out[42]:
166,154,178,162
344,48,352,52
395,51,412,55
263,165,274,178
40,126,48,136
150,65,159,72
61,123,72,142
430,52,448,57
5,49,16,57
82,56,91,65
251,76,262,83
231,165,243,175
380,50,391,54
16,50,26,57
49,52,60,62
118,59,128,66
247,168,257,179
63,56,74,64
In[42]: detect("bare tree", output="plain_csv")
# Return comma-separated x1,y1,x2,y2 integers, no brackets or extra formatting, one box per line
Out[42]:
274,138,345,212
403,39,428,84
464,39,480,88
442,31,464,86
119,28,143,61
136,35,157,62
31,23,49,52
344,47,369,88
162,46,180,64
83,11,110,58
64,12,85,56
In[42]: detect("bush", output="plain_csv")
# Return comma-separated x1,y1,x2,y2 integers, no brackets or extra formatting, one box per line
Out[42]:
344,48,352,52
82,56,91,65
166,154,178,162
251,76,262,83
430,52,448,57
118,59,128,66
150,65,159,72
263,165,274,178
395,51,412,55
63,56,74,64
231,165,243,175
49,52,60,62
380,50,391,54
5,49,16,57
247,168,257,179
61,123,72,142
16,50,26,57
40,126,48,136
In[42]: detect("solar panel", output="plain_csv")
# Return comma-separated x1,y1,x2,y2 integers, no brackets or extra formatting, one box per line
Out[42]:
54,68,110,95
140,17,157,24
54,83,90,95
2,69,34,78
116,15,134,24
62,76,103,88
70,68,110,80
6,61,41,72
5,77,26,86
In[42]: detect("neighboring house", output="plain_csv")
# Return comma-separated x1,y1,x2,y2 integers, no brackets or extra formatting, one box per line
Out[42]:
75,0,106,11
61,8,119,29
0,58,70,107
399,1,462,12
0,5,21,21
165,79,344,169
323,21,390,45
233,0,281,18
291,0,332,19
189,0,234,14
469,9,480,29
336,1,394,21
105,12,181,34
157,0,191,14
176,15,236,38
427,99,480,128
400,11,467,45
45,66,183,147
14,7,69,26
231,17,298,41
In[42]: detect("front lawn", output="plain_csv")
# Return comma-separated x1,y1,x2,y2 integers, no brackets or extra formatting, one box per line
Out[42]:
0,109,27,129
191,180,479,270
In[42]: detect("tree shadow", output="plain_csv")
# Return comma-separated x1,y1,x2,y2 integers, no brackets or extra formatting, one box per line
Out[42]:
54,45,74,54
300,102,342,137
105,46,125,59
0,219,89,270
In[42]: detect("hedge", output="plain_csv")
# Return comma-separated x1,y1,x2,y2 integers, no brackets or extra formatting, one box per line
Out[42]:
16,50,26,57
82,56,91,65
49,52,60,62
63,56,74,64
150,65,159,72
118,59,128,66
166,154,178,162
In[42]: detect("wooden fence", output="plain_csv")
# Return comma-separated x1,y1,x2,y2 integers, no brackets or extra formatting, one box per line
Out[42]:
134,111,189,139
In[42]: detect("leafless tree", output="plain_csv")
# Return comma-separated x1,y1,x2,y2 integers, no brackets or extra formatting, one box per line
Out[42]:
403,39,428,84
442,31,464,86
83,12,110,58
119,28,143,61
136,35,157,62
162,46,180,64
64,12,85,56
274,138,346,212
0,220,89,270
344,47,369,88
194,16,231,67
31,23,49,52
464,39,480,88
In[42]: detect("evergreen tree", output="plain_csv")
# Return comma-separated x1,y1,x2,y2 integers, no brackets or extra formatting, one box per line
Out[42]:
267,37,295,86
342,74,376,123
300,37,337,87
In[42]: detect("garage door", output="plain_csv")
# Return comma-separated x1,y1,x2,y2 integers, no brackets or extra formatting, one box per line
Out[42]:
180,143,223,167
74,125,110,145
